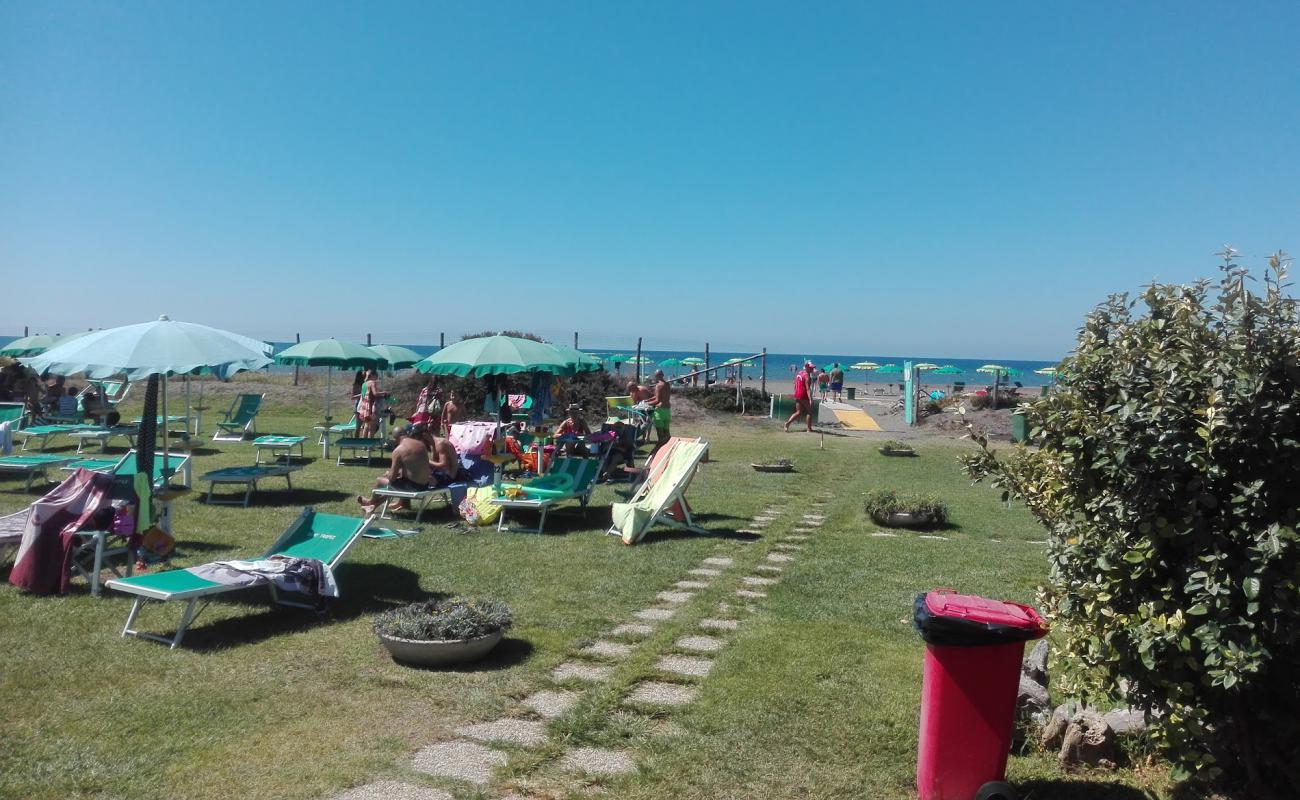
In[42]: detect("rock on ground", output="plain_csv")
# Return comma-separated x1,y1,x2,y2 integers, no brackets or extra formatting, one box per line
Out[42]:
1017,674,1050,718
1024,639,1049,687
1059,709,1116,768
1102,707,1148,736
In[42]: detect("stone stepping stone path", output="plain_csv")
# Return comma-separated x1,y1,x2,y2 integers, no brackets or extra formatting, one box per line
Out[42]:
918,534,949,540
657,590,694,604
699,617,740,631
773,543,804,551
702,556,734,567
870,531,898,538
742,575,779,586
689,567,721,577
609,623,654,638
736,589,766,599
735,529,764,535
675,580,710,589
766,552,795,563
792,527,816,534
675,635,725,653
802,515,825,524
784,534,811,541
657,654,714,678
756,564,783,573
625,681,698,707
552,662,614,682
634,607,675,621
412,741,507,786
521,689,579,719
332,780,452,800
559,747,636,776
581,640,634,660
455,718,548,747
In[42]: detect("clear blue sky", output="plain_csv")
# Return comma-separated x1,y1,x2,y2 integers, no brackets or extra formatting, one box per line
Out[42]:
3,2,1298,359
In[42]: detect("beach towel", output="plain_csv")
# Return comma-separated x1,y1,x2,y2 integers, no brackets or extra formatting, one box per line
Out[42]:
448,421,497,456
9,469,115,595
0,421,11,456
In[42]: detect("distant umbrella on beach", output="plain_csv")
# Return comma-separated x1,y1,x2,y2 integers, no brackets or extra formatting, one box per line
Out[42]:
914,363,940,371
874,364,902,374
277,338,386,458
1034,366,1061,376
933,365,964,375
367,344,423,370
1,330,94,357
849,361,878,371
607,354,631,363
681,357,706,366
553,345,603,373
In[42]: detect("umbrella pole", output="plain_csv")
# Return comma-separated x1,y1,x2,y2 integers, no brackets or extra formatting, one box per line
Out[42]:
324,366,333,460
196,378,205,435
185,375,192,436
161,376,171,480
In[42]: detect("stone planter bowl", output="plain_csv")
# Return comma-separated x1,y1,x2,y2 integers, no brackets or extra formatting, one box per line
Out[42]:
378,630,503,667
878,446,917,457
871,510,938,529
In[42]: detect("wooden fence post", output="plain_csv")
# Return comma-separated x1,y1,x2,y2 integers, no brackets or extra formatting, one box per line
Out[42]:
635,337,643,385
704,343,710,393
761,347,767,396
292,332,301,386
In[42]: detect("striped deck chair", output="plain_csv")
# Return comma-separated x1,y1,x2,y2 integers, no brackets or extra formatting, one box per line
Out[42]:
212,393,265,441
107,508,374,648
609,440,709,545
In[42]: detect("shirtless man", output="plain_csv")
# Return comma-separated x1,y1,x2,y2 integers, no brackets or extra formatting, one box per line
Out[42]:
625,378,646,403
440,390,462,433
427,432,462,486
829,363,845,402
358,424,433,512
648,369,672,453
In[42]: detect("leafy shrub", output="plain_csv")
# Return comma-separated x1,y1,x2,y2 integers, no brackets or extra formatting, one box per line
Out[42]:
374,597,514,641
674,386,768,414
863,489,948,524
880,439,911,451
960,254,1300,799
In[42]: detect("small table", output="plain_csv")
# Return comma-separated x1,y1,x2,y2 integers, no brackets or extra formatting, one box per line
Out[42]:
251,435,307,465
200,464,303,508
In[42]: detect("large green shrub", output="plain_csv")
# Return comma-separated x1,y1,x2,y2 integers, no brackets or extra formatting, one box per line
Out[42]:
961,254,1300,798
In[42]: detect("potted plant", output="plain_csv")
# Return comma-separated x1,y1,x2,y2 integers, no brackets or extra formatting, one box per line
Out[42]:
864,489,948,529
374,597,513,666
878,440,917,457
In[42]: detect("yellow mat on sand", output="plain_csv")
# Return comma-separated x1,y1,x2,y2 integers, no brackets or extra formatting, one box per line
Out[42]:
831,407,882,431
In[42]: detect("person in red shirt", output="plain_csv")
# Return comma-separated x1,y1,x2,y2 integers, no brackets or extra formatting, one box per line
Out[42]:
784,361,817,433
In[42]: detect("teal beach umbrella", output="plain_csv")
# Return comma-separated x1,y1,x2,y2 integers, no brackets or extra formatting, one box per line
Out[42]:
1,330,95,357
414,335,572,378
367,344,423,370
277,338,386,456
553,345,604,373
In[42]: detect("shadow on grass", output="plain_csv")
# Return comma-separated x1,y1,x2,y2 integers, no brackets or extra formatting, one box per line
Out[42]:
1019,779,1155,800
197,488,353,507
148,562,431,651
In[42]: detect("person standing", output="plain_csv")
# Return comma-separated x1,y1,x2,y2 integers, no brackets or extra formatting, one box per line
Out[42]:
785,361,817,433
357,369,385,438
441,390,462,433
648,369,672,454
829,363,844,402
816,367,830,401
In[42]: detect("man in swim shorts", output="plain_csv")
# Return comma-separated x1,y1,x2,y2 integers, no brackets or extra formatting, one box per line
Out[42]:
829,363,844,402
649,369,672,454
358,424,434,512
427,431,462,487
785,361,816,433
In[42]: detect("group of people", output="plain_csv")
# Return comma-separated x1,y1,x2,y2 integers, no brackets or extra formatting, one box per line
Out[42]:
357,422,464,512
0,364,122,425
625,369,673,452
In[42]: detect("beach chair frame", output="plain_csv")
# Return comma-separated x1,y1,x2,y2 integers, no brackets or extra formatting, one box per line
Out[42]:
212,393,265,441
109,508,374,648
608,441,710,544
493,445,611,534
373,485,454,524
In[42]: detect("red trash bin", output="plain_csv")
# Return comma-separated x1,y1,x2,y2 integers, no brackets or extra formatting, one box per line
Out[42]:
913,590,1048,800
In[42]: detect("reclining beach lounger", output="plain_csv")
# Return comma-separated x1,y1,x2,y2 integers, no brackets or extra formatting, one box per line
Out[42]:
15,423,99,452
609,440,709,545
212,393,265,441
373,484,453,524
492,449,610,534
107,508,374,648
0,454,80,491
200,464,302,507
67,424,140,453
63,449,193,488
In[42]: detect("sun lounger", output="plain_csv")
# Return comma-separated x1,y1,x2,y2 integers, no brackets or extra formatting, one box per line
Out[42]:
67,424,139,453
107,508,374,648
63,449,192,489
0,402,26,427
212,393,265,441
609,440,709,545
372,484,453,524
252,434,306,464
0,454,80,491
15,423,99,451
200,464,302,507
313,415,358,450
492,449,610,534
334,437,386,466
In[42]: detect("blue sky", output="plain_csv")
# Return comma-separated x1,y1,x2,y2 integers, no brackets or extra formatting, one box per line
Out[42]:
3,2,1298,359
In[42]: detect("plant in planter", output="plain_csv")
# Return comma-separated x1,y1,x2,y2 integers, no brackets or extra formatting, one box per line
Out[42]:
878,439,917,456
374,597,514,666
864,489,948,529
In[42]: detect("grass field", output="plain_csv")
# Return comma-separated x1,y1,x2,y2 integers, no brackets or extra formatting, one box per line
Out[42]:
0,385,1172,799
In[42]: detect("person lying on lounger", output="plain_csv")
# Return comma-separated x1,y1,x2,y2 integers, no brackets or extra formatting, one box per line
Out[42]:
358,424,434,512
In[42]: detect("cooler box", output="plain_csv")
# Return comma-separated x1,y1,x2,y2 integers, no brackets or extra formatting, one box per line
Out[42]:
913,590,1047,800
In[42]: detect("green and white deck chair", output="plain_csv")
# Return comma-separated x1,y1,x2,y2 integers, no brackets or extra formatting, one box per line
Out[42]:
212,393,265,441
314,415,359,445
107,508,375,648
492,448,610,534
0,454,79,491
16,423,99,451
63,449,192,488
609,440,709,545
0,401,26,428
85,380,132,405
68,424,139,453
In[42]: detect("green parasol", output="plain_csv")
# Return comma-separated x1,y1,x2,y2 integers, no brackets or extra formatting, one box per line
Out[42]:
414,335,572,378
681,357,706,366
367,344,424,370
850,361,879,370
607,354,631,363
553,345,604,373
1034,366,1061,376
1,330,95,357
873,364,902,374
276,338,387,457
914,362,940,370
933,365,964,375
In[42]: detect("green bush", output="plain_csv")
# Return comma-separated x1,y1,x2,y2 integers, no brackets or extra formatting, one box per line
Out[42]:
374,597,514,641
675,386,768,414
862,489,948,524
960,254,1300,799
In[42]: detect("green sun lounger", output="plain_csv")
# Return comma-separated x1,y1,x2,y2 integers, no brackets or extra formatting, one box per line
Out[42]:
0,454,80,491
212,393,265,441
492,450,610,534
63,450,192,489
67,424,140,453
15,423,99,451
106,508,374,648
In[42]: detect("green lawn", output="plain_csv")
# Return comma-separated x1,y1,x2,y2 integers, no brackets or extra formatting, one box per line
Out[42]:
0,396,1171,799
